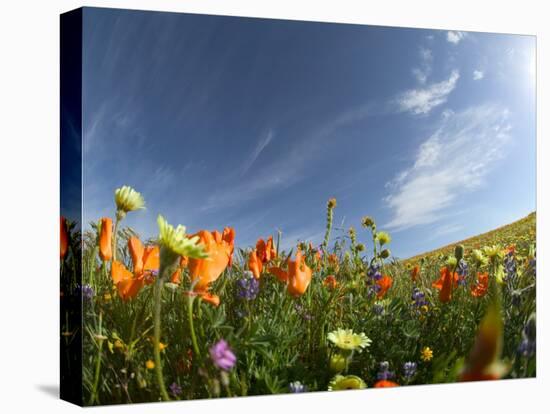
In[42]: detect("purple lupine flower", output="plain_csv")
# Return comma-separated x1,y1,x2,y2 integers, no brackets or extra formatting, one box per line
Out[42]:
169,382,182,397
518,313,536,358
294,303,313,321
518,338,536,358
457,260,468,286
236,277,260,300
367,263,382,281
209,339,236,371
411,287,427,309
81,284,94,300
377,361,394,380
289,381,308,393
403,361,417,378
504,252,517,284
373,303,385,315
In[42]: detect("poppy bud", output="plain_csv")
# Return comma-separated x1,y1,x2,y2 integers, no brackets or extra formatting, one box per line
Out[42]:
380,249,391,259
455,244,464,262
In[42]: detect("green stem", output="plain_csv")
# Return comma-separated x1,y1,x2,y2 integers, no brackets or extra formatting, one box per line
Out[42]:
187,294,201,358
89,312,104,405
112,211,122,262
153,279,170,401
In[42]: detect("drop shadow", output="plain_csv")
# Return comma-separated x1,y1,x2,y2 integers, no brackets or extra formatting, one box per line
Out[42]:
36,383,59,399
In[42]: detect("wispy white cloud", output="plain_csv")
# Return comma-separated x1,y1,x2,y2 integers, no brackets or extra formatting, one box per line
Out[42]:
395,70,460,115
473,70,485,80
384,104,512,231
412,47,433,84
447,31,466,44
201,104,374,211
240,129,274,176
430,223,464,239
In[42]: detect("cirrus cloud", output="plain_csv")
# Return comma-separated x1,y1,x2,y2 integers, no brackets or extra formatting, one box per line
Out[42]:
395,70,460,115
384,104,512,231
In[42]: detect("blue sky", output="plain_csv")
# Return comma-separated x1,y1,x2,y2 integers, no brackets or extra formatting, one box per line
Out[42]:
81,8,536,258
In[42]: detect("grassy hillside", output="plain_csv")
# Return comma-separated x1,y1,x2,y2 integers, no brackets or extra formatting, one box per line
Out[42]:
405,212,536,263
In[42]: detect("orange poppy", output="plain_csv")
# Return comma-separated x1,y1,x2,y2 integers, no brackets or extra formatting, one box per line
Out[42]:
111,261,145,301
200,292,221,307
268,266,288,282
256,236,276,263
222,227,236,267
187,229,233,305
374,380,399,388
248,250,263,279
376,275,393,299
60,217,68,259
459,301,507,382
110,237,159,300
323,275,338,289
171,268,182,284
411,265,420,282
327,253,340,273
287,251,312,297
99,217,113,261
432,267,457,303
471,272,489,297
170,256,189,284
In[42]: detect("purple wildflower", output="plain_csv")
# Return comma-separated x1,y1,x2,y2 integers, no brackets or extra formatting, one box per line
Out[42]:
457,260,468,286
81,284,94,300
403,361,417,378
518,313,536,358
289,381,308,393
236,277,260,300
209,339,236,371
377,361,394,380
373,303,385,315
169,382,182,397
411,287,427,308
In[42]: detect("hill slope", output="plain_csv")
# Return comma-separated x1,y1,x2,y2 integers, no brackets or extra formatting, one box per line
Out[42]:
405,211,536,262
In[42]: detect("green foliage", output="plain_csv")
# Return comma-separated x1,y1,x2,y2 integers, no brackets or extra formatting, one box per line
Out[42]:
65,211,536,405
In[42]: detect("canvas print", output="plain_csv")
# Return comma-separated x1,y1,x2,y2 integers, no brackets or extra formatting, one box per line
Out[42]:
60,7,536,406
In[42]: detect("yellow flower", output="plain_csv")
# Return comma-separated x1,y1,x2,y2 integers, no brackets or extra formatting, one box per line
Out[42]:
115,186,145,213
376,231,391,246
328,375,366,391
103,293,112,302
158,342,167,352
445,256,457,268
329,353,348,373
157,215,208,258
328,329,372,352
472,249,488,266
421,346,433,362
361,216,375,228
483,245,503,260
145,360,155,370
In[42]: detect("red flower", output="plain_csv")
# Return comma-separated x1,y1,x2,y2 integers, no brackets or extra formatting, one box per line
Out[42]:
374,380,399,388
376,275,393,299
60,217,68,259
432,267,458,303
471,272,489,298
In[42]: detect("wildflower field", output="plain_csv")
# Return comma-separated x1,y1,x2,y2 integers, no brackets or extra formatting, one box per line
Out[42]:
60,187,536,405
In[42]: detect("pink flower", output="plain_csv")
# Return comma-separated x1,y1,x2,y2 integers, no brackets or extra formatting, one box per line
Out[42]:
209,339,236,371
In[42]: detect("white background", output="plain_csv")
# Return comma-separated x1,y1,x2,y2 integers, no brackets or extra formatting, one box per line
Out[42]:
0,0,548,412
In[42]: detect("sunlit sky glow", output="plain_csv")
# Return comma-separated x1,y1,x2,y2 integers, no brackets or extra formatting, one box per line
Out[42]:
82,8,536,258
